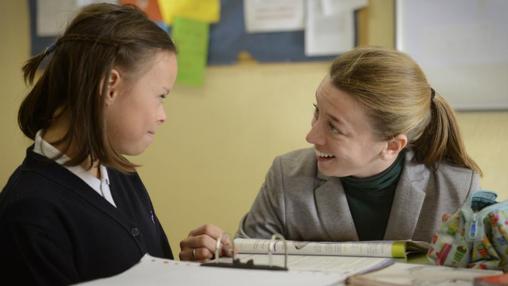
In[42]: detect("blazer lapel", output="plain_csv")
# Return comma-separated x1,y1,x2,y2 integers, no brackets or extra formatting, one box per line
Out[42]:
314,172,359,241
384,154,429,240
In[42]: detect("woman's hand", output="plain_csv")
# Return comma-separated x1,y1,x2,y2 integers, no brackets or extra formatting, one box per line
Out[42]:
179,224,233,262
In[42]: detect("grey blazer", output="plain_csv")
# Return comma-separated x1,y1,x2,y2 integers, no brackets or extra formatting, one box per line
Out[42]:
237,148,479,242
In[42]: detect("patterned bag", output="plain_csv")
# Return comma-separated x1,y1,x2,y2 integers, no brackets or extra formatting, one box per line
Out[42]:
428,191,508,270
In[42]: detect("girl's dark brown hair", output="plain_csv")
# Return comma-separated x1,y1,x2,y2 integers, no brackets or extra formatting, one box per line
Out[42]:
19,3,177,172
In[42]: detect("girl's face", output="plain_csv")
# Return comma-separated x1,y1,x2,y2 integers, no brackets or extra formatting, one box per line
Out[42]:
305,76,393,178
105,51,177,156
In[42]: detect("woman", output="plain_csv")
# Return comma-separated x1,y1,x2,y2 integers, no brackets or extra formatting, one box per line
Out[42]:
234,48,481,243
0,3,181,285
180,48,482,257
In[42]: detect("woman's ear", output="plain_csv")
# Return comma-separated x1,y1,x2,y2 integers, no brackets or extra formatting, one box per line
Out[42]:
104,69,121,106
381,134,408,160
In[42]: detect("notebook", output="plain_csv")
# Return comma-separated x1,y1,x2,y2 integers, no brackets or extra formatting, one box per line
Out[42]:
347,262,501,286
234,238,429,259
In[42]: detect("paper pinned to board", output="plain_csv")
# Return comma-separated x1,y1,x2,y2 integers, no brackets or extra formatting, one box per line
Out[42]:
321,0,367,16
244,0,304,33
76,254,347,286
157,0,220,25
171,17,209,86
305,0,355,56
36,0,118,37
36,0,77,36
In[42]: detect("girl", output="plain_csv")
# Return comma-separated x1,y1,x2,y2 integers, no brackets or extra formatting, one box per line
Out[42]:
0,3,178,285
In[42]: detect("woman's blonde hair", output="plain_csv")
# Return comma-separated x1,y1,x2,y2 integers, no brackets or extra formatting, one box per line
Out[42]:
329,48,481,175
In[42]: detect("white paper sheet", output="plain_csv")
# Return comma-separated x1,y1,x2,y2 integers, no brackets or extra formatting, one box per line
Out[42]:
36,0,119,37
244,0,304,33
36,0,78,36
321,0,367,16
77,254,346,286
230,254,393,275
305,0,354,56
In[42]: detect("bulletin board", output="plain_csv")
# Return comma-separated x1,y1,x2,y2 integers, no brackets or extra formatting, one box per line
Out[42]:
29,0,359,65
396,0,508,110
207,0,337,64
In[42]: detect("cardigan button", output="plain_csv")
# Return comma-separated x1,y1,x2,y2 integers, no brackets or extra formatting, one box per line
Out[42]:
131,227,140,237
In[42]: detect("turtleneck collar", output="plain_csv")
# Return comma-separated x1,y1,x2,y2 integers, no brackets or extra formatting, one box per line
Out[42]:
340,149,406,192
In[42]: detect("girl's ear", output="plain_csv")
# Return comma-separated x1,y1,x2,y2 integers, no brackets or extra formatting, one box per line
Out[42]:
104,69,121,106
381,134,408,160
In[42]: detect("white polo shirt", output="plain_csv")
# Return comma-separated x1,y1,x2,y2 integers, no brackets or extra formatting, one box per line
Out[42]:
33,130,117,207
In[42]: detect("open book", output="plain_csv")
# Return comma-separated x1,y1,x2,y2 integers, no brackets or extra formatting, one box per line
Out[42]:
347,262,501,286
221,253,394,276
234,238,430,259
474,273,508,286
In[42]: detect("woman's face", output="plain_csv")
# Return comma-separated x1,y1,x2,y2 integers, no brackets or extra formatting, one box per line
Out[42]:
305,76,392,178
105,51,177,156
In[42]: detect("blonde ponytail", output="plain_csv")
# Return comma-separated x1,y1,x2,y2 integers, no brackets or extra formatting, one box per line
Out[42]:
412,94,482,175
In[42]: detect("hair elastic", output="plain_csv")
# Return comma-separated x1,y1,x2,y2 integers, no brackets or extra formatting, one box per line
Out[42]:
431,88,436,101
43,41,58,56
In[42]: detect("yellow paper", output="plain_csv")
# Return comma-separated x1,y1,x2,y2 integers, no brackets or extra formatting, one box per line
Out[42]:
158,0,220,25
391,241,406,258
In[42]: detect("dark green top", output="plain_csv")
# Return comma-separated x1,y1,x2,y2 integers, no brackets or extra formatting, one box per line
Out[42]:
341,150,406,240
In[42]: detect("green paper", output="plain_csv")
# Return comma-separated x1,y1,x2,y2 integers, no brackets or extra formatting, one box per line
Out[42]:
172,17,209,86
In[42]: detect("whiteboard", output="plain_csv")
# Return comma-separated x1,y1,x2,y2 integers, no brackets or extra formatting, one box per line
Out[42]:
396,0,508,110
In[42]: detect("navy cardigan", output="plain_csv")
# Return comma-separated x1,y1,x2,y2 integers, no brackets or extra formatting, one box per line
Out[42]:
0,147,172,285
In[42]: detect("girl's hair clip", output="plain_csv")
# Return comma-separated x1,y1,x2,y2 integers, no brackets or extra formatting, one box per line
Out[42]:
43,41,58,56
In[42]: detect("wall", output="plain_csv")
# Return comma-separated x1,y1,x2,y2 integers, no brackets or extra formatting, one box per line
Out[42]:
0,1,32,185
1,1,507,259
